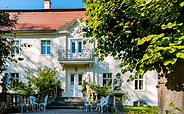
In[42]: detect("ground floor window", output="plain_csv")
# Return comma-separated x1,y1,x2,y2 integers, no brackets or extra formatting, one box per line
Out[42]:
133,100,146,106
103,73,112,86
135,75,144,90
10,73,19,87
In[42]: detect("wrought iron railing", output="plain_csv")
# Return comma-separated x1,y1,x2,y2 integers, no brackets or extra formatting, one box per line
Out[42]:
58,49,93,60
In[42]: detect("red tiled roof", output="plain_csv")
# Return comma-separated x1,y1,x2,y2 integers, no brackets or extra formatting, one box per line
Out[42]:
0,8,87,31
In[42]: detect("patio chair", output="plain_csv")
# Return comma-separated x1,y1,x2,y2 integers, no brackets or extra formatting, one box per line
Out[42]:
38,95,48,111
29,96,38,110
83,95,93,112
100,95,109,113
17,95,28,113
94,96,105,112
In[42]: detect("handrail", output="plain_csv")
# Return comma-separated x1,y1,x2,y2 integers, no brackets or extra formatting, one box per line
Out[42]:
85,85,100,104
0,86,57,113
34,86,57,104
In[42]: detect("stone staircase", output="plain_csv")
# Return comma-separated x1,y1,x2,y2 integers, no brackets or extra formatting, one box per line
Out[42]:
47,96,85,109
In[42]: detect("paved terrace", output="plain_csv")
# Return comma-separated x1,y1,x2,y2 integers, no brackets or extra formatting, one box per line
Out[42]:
5,109,112,114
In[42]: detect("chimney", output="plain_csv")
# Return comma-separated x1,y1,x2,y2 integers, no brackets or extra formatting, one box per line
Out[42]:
44,0,51,9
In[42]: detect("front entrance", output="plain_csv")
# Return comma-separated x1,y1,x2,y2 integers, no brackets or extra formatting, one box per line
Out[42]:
70,73,83,97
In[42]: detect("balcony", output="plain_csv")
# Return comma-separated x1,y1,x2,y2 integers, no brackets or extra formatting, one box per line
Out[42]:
58,49,94,65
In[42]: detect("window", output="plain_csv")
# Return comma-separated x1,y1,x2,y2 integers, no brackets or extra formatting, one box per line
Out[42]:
135,75,144,90
72,42,75,53
103,73,112,86
10,73,19,87
12,40,20,55
78,74,82,85
133,101,146,106
78,42,82,52
71,39,83,53
41,40,51,54
71,74,74,86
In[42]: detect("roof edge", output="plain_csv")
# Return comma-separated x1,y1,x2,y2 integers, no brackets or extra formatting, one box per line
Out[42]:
0,8,86,12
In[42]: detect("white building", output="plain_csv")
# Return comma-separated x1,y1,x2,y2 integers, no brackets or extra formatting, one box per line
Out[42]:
0,0,158,106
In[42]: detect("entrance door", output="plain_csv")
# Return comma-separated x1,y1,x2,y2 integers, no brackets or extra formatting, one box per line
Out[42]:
71,39,83,59
70,74,83,97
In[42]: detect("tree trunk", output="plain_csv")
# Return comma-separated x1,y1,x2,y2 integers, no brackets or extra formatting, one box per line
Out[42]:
158,77,184,114
157,62,184,114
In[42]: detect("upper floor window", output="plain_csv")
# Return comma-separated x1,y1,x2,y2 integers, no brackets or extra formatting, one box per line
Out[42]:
71,39,83,53
78,42,82,52
103,73,112,86
72,42,75,53
41,40,51,54
10,73,19,87
12,40,20,55
135,75,144,90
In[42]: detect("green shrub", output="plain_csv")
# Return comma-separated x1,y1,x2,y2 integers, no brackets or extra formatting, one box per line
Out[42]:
13,66,63,95
82,80,112,95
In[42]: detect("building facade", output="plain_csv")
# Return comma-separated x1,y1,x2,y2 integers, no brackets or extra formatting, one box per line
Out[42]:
0,0,158,106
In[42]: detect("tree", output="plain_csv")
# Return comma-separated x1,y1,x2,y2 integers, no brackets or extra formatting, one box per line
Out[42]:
0,11,19,73
82,0,184,113
14,66,63,95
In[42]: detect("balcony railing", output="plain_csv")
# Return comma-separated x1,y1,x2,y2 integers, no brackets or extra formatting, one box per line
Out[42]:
58,49,93,60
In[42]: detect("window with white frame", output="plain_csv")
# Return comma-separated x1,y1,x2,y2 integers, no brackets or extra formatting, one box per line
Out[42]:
135,75,144,90
71,39,83,53
103,73,112,86
133,100,146,106
10,73,19,87
12,40,20,55
41,40,51,54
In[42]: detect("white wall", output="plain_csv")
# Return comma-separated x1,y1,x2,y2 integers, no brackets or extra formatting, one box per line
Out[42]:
1,35,66,93
103,56,158,106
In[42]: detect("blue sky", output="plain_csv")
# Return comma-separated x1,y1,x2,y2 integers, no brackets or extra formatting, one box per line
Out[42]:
0,0,86,9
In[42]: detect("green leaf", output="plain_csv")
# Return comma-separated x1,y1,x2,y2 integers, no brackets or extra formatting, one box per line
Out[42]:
161,24,167,29
169,102,176,107
125,30,131,34
176,52,184,59
175,107,182,112
165,110,169,114
180,2,184,7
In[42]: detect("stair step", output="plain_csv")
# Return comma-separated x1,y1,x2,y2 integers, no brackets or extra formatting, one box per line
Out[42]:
47,102,84,106
47,106,85,109
47,97,86,109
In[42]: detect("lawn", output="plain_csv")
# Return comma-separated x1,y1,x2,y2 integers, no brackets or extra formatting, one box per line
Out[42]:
123,106,158,114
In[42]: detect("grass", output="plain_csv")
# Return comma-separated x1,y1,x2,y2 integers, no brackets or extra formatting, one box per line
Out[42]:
123,106,158,114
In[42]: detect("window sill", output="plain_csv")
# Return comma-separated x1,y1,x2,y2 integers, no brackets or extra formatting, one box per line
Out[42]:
40,54,51,56
134,90,146,92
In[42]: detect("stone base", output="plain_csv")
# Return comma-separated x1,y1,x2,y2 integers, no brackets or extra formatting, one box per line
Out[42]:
113,92,125,114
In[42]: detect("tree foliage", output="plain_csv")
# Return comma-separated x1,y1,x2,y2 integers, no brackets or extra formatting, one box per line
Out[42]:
14,66,63,95
0,11,19,73
82,0,184,91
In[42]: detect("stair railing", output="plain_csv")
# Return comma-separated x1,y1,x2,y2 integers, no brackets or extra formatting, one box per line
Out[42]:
0,86,58,113
34,86,57,104
86,85,98,103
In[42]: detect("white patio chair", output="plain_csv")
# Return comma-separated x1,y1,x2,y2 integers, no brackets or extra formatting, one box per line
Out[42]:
38,95,48,111
83,96,93,112
17,95,28,113
29,96,38,110
94,96,105,112
100,95,109,113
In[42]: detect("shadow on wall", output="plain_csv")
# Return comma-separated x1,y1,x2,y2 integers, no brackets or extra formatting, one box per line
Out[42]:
5,40,65,83
98,61,109,72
